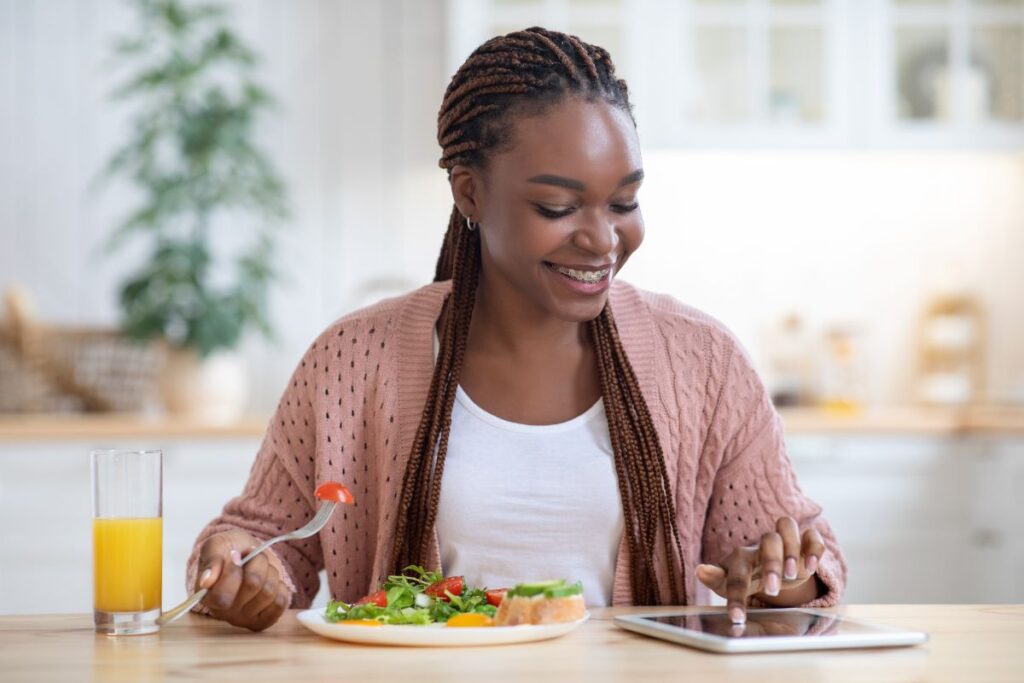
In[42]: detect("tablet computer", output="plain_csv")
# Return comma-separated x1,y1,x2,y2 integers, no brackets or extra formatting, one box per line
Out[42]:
614,608,928,654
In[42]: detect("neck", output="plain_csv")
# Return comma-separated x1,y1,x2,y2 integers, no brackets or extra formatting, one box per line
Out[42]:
465,267,590,359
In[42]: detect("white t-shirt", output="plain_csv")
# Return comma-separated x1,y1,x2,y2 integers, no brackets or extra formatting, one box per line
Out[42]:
432,332,625,606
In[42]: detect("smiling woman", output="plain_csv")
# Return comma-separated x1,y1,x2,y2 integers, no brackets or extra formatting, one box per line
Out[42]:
186,27,847,632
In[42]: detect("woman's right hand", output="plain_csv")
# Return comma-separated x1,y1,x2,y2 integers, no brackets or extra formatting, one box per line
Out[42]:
195,530,291,631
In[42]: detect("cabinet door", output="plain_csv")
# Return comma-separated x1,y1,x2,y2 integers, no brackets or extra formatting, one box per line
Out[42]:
874,0,1024,146
787,434,974,603
969,437,1024,603
672,0,847,146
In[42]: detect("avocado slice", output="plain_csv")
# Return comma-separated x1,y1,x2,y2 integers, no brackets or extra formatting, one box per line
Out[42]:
507,579,566,598
543,581,583,599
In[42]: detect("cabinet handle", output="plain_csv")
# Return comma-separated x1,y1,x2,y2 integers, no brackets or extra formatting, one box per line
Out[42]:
970,528,1003,548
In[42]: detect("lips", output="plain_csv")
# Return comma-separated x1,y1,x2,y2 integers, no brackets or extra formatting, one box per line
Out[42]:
543,260,614,294
546,262,614,272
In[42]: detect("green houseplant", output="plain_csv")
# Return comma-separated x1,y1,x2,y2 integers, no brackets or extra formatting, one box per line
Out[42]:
103,0,288,418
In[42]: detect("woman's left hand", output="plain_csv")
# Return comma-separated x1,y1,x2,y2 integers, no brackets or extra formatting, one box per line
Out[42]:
695,516,825,625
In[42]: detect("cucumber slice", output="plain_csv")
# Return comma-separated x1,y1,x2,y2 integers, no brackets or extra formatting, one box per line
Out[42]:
543,581,583,598
507,579,566,598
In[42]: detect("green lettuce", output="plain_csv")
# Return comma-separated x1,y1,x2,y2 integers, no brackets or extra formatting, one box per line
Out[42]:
324,565,496,625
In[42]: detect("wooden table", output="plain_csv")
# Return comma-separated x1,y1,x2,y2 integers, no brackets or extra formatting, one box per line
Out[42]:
1,605,1021,682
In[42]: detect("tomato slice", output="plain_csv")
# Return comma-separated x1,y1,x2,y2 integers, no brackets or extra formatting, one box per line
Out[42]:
315,481,355,504
424,576,464,602
354,589,387,607
485,588,508,607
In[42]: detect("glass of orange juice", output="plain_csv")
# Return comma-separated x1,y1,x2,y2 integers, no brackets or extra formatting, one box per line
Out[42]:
91,449,162,635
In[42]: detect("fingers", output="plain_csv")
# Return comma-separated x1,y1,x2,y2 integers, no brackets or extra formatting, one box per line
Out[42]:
238,562,285,629
231,551,271,613
198,534,245,614
756,531,783,597
197,532,291,631
695,563,727,593
196,533,229,591
252,589,291,631
775,517,801,581
801,527,826,575
724,552,753,624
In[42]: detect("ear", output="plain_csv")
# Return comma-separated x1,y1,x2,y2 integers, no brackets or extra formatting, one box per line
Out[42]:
448,164,484,223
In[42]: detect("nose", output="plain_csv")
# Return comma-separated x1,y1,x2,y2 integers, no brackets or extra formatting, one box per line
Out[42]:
572,211,619,257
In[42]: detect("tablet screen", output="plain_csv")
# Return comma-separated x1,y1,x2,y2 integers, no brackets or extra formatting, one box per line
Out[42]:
642,611,881,639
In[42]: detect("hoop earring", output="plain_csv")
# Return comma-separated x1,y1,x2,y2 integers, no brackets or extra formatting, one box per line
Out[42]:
465,217,477,232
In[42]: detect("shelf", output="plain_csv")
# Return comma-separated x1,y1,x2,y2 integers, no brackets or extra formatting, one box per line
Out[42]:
778,405,1024,435
0,414,269,442
1,406,1022,442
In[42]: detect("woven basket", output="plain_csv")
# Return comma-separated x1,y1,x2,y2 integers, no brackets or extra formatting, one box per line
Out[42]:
0,290,164,413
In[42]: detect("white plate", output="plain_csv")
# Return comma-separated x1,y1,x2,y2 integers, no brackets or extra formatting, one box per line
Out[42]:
296,609,590,647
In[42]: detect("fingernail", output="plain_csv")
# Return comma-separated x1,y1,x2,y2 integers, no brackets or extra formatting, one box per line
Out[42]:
729,607,746,624
765,572,780,596
784,557,798,580
230,549,243,566
806,555,818,574
199,568,212,588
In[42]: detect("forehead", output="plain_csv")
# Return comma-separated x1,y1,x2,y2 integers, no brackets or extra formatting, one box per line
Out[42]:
489,98,641,185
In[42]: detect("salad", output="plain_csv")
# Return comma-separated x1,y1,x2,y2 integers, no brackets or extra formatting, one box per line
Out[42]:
324,566,506,626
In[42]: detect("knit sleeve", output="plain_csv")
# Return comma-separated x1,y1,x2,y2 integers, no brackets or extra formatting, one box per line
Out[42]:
699,335,847,608
185,346,324,610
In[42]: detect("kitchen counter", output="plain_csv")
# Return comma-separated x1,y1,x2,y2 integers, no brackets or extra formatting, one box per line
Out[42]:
1,605,1020,682
778,405,1024,435
0,413,269,441
1,405,1023,441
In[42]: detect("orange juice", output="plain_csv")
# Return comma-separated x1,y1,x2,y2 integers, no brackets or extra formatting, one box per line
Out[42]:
93,517,162,613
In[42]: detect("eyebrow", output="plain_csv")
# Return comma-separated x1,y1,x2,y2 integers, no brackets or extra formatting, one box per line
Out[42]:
526,169,644,192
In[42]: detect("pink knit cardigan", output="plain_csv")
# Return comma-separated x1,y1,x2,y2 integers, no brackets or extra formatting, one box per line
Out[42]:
187,279,846,608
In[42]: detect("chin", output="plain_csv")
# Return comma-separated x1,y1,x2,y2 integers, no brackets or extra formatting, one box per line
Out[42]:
550,294,610,323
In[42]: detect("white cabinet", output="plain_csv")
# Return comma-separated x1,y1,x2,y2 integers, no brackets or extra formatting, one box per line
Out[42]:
880,0,1024,144
967,437,1024,602
787,433,1024,603
2,431,1019,612
0,440,261,615
448,0,1024,147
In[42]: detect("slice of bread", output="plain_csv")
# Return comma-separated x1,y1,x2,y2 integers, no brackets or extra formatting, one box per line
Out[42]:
493,580,586,626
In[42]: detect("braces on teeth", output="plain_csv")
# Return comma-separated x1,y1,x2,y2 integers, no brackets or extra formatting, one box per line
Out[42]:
554,265,608,283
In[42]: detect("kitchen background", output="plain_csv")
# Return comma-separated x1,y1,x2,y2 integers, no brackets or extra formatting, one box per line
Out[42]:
1,0,1022,614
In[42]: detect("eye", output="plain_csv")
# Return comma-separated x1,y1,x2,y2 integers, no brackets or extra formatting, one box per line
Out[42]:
533,204,576,219
611,202,640,214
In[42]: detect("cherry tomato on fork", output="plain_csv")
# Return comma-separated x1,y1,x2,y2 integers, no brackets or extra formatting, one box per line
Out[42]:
315,481,355,504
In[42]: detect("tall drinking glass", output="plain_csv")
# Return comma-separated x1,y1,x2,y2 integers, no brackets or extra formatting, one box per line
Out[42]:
91,449,162,635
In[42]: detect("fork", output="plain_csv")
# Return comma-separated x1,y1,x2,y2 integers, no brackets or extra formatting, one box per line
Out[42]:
157,482,352,626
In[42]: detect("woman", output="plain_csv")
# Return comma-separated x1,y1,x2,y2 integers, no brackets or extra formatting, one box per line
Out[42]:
188,27,846,631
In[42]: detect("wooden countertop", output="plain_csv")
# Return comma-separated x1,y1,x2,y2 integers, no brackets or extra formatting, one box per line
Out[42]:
778,405,1024,435
0,605,1020,682
0,413,269,441
0,405,1023,441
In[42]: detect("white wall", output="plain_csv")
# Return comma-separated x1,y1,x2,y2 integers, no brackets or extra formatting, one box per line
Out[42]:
630,150,1024,406
0,0,453,410
2,1,1023,411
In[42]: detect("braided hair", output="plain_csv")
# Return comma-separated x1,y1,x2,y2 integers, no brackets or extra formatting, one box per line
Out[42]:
390,27,686,606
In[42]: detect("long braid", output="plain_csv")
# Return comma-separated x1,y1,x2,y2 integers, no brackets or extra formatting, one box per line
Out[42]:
391,27,686,605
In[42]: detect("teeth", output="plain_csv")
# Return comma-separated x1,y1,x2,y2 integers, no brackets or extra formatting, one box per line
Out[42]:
553,265,609,283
